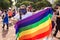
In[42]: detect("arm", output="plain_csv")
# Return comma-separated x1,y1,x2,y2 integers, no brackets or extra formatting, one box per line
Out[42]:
55,15,60,17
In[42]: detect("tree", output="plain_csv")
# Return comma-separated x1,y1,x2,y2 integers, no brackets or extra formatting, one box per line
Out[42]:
16,0,52,10
55,0,60,4
0,0,12,10
16,1,34,7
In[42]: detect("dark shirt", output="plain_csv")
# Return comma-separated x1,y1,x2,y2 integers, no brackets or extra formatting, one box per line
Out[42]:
19,9,27,19
56,11,60,30
56,12,60,23
19,9,27,14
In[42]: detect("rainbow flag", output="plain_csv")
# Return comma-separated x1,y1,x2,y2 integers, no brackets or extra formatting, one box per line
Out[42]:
15,7,53,40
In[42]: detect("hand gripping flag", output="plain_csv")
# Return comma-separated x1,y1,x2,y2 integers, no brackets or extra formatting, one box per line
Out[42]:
15,7,53,40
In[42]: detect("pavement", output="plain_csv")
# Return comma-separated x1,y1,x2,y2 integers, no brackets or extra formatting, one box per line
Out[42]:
0,17,16,40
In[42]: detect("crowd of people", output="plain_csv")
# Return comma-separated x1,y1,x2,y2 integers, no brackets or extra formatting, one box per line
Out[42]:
0,4,60,40
0,5,36,30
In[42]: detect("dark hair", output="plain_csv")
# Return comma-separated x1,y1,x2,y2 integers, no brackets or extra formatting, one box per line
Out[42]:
13,9,15,11
5,10,7,13
54,6,58,9
53,9,56,12
56,3,60,6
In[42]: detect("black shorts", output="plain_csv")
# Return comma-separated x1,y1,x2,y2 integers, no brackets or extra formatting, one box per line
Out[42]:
56,19,60,30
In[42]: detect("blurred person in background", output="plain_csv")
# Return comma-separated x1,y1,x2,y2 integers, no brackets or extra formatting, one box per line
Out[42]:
53,3,60,37
8,8,13,18
2,10,9,30
8,8,13,26
19,5,27,19
13,10,20,21
22,6,33,19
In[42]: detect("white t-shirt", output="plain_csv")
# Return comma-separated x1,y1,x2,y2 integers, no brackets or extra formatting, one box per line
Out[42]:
14,13,20,20
22,12,33,19
13,12,33,20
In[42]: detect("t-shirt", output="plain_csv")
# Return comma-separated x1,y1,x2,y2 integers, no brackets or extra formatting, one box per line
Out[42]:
56,11,60,30
57,12,60,20
56,12,60,26
3,13,8,24
14,13,20,20
12,11,16,17
8,11,13,17
19,9,27,14
22,12,32,19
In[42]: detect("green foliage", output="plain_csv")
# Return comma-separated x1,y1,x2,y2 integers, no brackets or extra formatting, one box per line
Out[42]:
16,1,34,7
20,1,34,6
16,0,52,10
0,0,12,10
55,0,60,4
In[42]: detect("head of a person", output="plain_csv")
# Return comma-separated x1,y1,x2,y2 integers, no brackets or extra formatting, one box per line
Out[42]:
56,3,60,9
20,5,26,9
27,6,32,12
53,6,58,13
5,10,7,14
9,8,12,11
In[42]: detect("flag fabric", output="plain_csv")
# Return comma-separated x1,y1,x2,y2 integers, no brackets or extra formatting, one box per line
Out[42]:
15,7,53,40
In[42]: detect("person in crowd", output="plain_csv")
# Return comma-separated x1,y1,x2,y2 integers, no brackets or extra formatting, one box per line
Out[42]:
8,8,13,25
0,10,2,16
13,10,20,21
19,5,27,19
28,5,33,12
22,6,33,19
13,5,33,20
8,8,13,18
12,9,16,17
48,8,57,40
53,3,60,37
52,8,57,30
2,10,9,30
11,10,20,24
